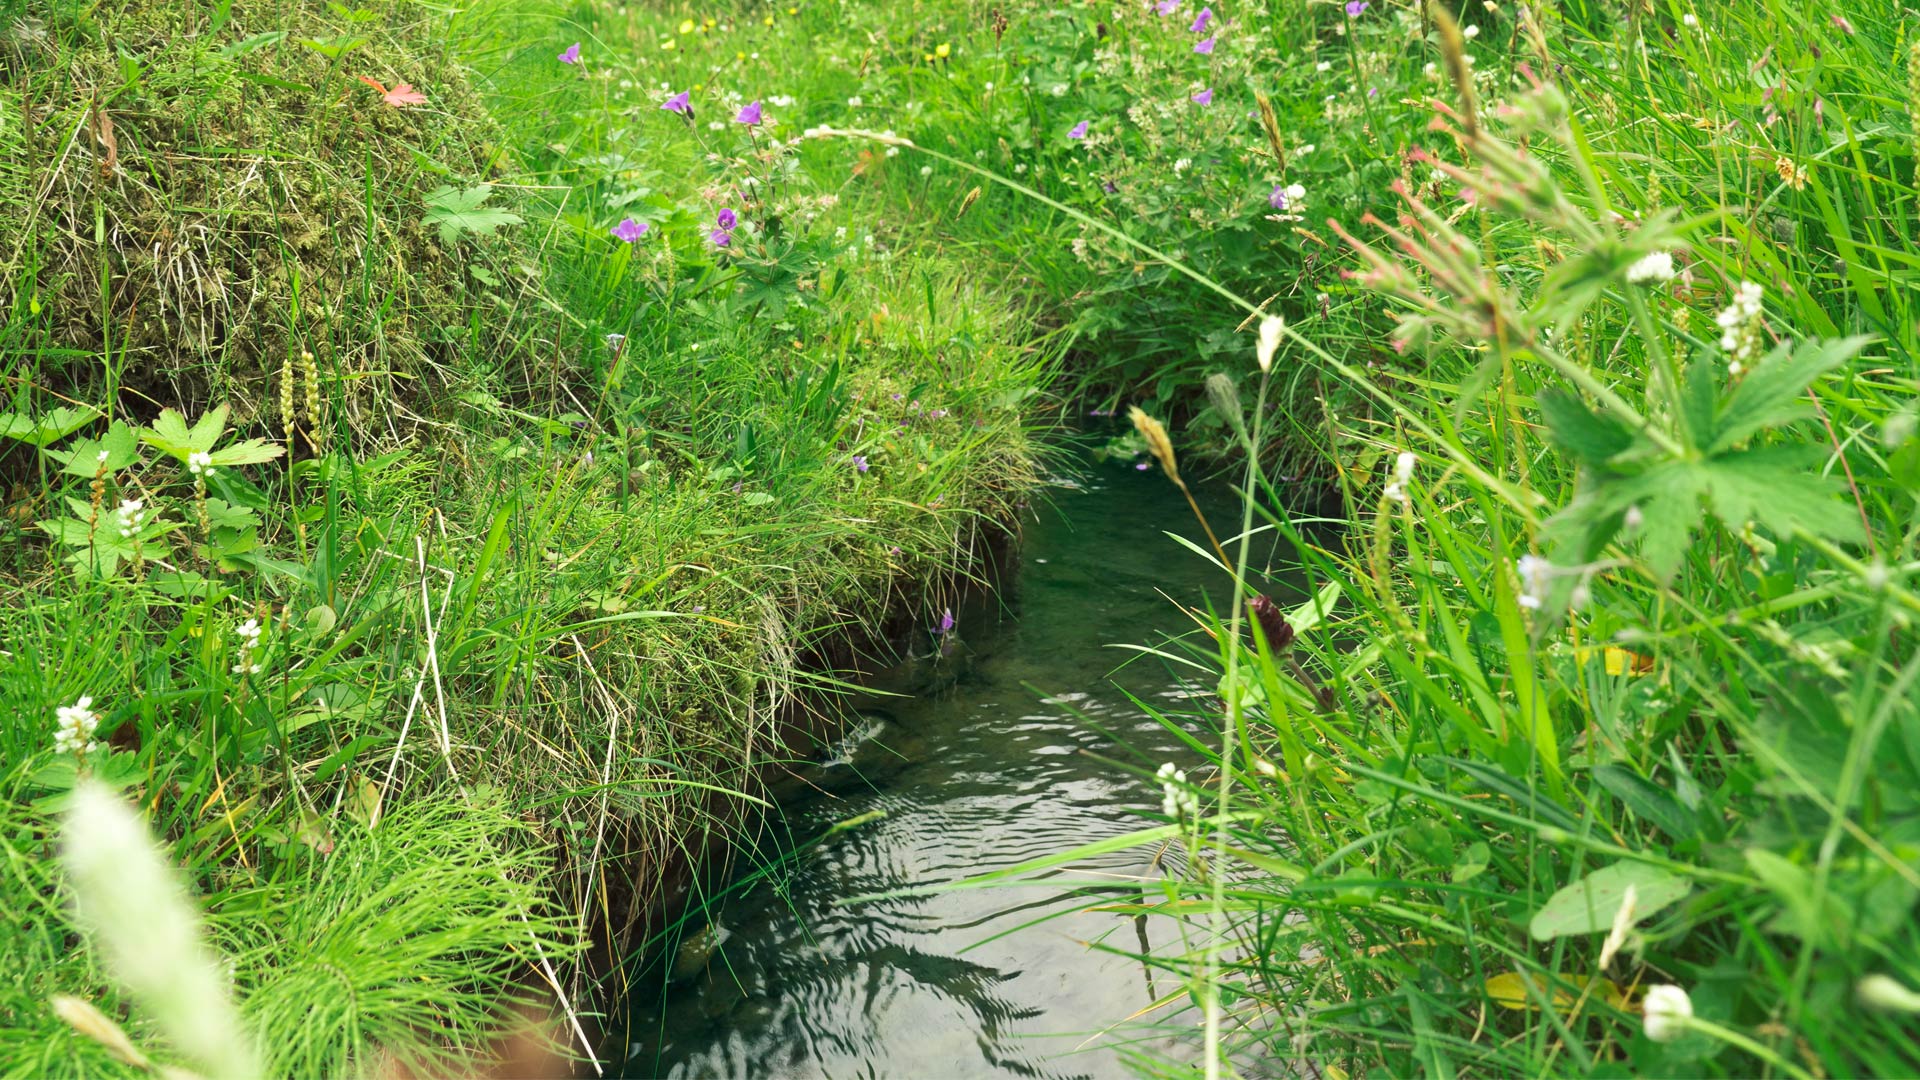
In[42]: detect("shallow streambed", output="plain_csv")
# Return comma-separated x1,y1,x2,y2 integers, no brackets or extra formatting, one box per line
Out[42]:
621,459,1292,1079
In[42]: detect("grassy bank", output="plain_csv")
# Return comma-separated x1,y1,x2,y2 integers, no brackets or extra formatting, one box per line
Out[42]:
0,0,1048,1074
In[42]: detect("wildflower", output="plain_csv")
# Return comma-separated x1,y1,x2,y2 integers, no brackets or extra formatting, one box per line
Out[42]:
1383,451,1414,504
935,608,956,635
559,42,581,64
611,217,649,243
1191,87,1212,104
1247,594,1295,651
1269,182,1305,211
661,89,692,115
1625,251,1676,285
1174,157,1192,173
114,499,144,539
709,227,733,247
1344,0,1368,14
1462,23,1479,38
717,207,738,230
1156,762,1200,819
847,95,863,107
1068,120,1089,139
1715,281,1765,374
1681,12,1697,27
1641,985,1693,1043
851,455,870,473
1515,555,1550,610
1189,6,1212,32
55,696,99,755
735,100,764,125
605,333,625,352
1194,35,1215,54
935,42,951,58
1155,0,1181,13
1256,316,1284,373
1316,60,1332,72
186,451,215,477
1830,13,1854,33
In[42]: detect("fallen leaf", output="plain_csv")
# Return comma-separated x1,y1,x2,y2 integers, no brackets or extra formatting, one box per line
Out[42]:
1486,970,1627,1012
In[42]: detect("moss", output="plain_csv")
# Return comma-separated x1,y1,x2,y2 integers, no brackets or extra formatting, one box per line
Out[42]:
0,0,532,433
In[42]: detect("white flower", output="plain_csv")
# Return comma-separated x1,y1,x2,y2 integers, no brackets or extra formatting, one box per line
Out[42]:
1515,555,1550,610
1173,157,1192,173
1681,12,1698,27
1383,452,1415,504
1716,281,1766,373
96,449,111,463
1315,61,1332,72
235,618,262,645
1462,23,1480,37
1156,762,1199,819
1256,316,1285,373
919,165,933,176
186,451,214,476
769,94,795,107
605,332,626,351
1642,984,1693,1043
1626,251,1676,285
1014,162,1028,174
1049,83,1068,97
55,696,100,755
114,499,144,539
983,81,994,91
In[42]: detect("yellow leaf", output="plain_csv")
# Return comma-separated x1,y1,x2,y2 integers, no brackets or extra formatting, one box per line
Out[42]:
1486,971,1626,1012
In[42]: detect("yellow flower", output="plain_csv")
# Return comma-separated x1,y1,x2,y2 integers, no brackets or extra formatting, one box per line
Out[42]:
787,5,799,13
662,38,676,49
704,17,716,27
737,50,747,59
678,18,694,33
762,14,774,24
694,82,704,90
935,42,951,58
923,52,934,62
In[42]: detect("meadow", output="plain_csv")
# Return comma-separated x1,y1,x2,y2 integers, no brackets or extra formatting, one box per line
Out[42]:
3,0,1918,1076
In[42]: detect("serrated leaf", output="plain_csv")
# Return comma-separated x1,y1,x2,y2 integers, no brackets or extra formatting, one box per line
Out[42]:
1710,336,1869,454
209,438,285,467
0,405,100,447
48,420,139,476
1704,445,1863,545
423,185,522,246
1529,861,1692,940
1538,389,1632,467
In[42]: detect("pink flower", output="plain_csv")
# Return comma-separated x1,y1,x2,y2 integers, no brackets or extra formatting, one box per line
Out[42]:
1343,0,1367,15
1154,0,1180,13
1189,6,1212,32
1191,88,1213,105
1193,35,1215,54
559,42,581,64
734,100,764,125
1067,119,1089,139
611,217,648,243
661,90,692,115
710,227,733,247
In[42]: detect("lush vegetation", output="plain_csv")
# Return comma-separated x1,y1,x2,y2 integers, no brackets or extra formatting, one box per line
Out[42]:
7,0,1920,1075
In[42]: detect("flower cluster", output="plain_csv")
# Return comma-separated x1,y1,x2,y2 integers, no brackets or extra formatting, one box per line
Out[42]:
186,451,215,477
710,207,739,247
1715,281,1765,374
1625,250,1676,285
231,618,264,676
114,499,145,538
55,696,99,755
1156,762,1200,819
1383,451,1414,504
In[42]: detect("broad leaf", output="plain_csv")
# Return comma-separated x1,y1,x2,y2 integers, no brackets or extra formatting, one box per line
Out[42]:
423,185,522,246
1529,861,1692,941
0,405,100,447
47,420,139,476
209,438,285,468
1709,336,1869,454
1538,389,1633,468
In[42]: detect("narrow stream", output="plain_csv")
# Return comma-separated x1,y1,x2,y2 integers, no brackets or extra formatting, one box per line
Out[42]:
623,457,1294,1079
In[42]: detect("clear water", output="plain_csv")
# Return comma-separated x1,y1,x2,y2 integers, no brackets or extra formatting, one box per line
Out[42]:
622,460,1292,1079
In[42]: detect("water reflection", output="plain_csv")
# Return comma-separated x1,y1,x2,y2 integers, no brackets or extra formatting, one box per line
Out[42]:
623,460,1292,1079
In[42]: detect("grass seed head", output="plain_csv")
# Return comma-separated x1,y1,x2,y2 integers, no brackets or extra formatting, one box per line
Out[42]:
1128,407,1179,484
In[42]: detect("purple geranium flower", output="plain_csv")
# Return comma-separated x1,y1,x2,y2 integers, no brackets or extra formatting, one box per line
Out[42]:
709,228,733,247
934,608,955,635
611,217,648,243
1189,6,1212,32
1192,87,1213,105
661,90,692,115
559,42,581,64
1154,0,1180,13
1193,36,1215,54
1068,119,1089,139
734,100,764,125
852,455,869,472
717,207,738,230
1344,0,1367,14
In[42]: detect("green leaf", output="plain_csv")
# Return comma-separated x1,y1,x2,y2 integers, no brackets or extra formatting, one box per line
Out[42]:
46,420,139,476
1709,336,1870,454
1590,764,1696,840
1529,861,1693,941
209,437,285,467
1538,389,1632,467
1704,445,1864,545
0,405,100,447
142,405,229,456
423,185,523,247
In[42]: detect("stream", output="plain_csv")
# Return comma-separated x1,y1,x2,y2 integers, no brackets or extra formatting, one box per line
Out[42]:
621,457,1294,1079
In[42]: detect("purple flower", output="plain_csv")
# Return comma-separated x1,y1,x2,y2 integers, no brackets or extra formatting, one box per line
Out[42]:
851,455,869,472
717,207,738,230
1154,0,1181,13
735,100,764,125
889,545,902,556
1194,36,1215,54
611,217,648,243
559,42,581,64
1135,461,1151,470
1189,6,1212,33
709,227,733,247
1192,87,1213,105
1068,120,1089,139
1344,0,1367,14
934,608,955,635
661,90,692,115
